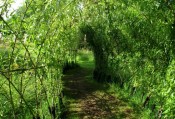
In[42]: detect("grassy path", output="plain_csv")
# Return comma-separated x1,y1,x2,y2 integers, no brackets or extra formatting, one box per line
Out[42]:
62,66,139,119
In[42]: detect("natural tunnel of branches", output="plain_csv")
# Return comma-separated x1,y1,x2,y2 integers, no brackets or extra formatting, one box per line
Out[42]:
0,0,175,118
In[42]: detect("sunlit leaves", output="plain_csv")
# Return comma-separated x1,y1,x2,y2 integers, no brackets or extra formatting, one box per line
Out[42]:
0,0,82,118
79,0,175,117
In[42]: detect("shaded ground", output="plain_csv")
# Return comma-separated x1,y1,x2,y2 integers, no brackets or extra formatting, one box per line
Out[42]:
62,67,138,119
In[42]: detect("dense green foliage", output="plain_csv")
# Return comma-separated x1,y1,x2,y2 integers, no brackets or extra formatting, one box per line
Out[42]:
0,0,80,118
79,0,175,118
1,0,175,118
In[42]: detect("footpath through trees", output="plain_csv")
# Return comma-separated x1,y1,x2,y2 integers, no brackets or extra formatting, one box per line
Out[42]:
62,65,139,119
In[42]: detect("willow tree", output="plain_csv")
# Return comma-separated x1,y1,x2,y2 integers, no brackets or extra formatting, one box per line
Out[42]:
79,0,175,118
0,0,81,118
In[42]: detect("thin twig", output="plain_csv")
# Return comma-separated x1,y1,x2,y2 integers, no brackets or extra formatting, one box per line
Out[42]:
0,66,45,73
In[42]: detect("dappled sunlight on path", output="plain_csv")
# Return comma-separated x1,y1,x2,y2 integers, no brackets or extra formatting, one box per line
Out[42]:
62,67,137,119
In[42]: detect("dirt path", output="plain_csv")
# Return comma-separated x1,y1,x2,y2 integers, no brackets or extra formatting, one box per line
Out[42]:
62,67,138,119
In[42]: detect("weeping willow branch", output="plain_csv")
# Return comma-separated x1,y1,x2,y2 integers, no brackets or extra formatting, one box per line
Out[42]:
0,66,45,73
0,72,35,117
